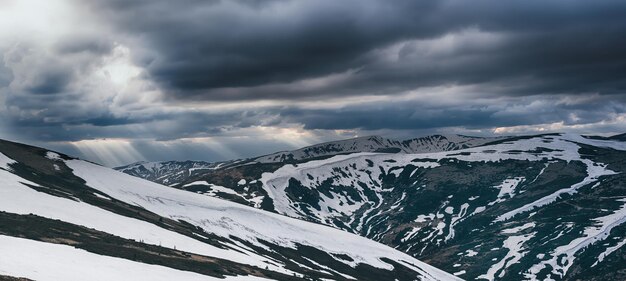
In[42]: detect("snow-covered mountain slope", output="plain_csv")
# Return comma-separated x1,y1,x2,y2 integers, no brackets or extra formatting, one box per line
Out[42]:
0,139,458,281
115,160,236,186
159,133,626,280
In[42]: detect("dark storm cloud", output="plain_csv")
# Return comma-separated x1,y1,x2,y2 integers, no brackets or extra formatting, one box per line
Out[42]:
0,59,12,87
3,0,626,166
91,0,442,92
3,107,282,142
54,35,114,55
2,45,73,95
24,66,73,95
281,95,626,131
2,34,116,97
87,0,626,100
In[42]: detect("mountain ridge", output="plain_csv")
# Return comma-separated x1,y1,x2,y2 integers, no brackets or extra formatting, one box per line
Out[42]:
115,134,507,186
117,132,626,280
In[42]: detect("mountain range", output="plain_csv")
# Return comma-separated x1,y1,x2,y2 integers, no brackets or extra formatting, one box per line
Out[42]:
115,133,626,280
116,135,504,186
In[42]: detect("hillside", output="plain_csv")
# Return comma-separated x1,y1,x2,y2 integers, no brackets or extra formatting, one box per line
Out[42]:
0,139,458,281
120,133,626,280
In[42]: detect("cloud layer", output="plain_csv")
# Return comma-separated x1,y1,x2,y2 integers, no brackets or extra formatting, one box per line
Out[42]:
1,0,626,166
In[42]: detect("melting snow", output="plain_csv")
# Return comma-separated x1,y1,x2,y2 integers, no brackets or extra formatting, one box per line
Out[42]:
465,249,478,257
478,232,536,281
526,199,626,280
496,160,616,222
45,152,61,161
592,238,626,267
489,177,525,206
184,181,241,197
501,222,535,234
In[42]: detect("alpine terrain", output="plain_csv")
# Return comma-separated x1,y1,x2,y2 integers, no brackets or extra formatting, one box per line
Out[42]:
117,133,626,280
0,139,459,281
4,0,626,280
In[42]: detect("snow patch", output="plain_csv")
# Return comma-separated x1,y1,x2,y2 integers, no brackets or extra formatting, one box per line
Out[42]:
478,232,535,281
489,177,525,206
46,152,61,161
0,152,16,170
501,222,535,234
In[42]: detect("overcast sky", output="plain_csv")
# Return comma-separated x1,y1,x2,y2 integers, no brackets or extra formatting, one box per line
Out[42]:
1,0,626,166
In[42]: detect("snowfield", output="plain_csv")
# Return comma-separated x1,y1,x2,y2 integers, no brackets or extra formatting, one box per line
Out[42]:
66,159,458,281
0,235,274,281
0,167,277,272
